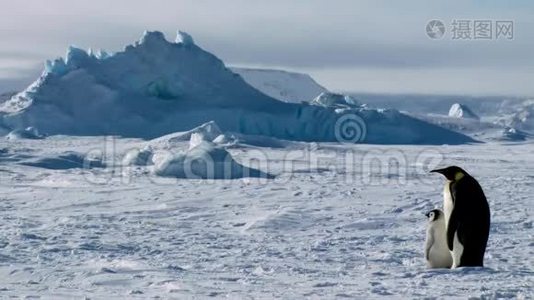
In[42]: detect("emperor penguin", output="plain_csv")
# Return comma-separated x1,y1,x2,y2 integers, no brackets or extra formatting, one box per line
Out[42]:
425,209,453,268
431,166,490,268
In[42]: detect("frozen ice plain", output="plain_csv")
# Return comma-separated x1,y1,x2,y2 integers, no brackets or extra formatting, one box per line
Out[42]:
0,137,532,298
0,29,532,298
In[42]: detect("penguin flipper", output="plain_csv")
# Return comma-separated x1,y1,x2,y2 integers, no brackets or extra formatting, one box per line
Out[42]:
425,228,434,260
447,208,460,251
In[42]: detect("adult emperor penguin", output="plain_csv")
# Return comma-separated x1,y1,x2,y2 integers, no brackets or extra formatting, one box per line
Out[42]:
431,166,490,268
425,209,453,268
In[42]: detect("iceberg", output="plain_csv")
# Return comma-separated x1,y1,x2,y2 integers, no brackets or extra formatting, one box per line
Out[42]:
448,103,480,120
0,30,475,145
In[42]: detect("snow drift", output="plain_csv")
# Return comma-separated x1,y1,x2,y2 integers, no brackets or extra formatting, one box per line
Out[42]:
122,123,273,179
0,30,475,145
20,151,105,170
5,127,44,140
153,141,272,179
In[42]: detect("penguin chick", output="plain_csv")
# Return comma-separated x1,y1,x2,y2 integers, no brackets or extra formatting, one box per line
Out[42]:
425,209,453,269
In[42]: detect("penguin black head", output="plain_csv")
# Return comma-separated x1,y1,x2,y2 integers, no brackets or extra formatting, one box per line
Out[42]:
430,165,468,181
425,209,442,222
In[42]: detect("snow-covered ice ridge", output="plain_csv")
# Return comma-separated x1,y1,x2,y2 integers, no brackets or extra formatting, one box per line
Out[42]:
230,67,328,103
0,30,474,145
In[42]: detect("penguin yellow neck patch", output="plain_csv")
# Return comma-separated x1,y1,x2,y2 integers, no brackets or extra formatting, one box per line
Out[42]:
454,172,465,181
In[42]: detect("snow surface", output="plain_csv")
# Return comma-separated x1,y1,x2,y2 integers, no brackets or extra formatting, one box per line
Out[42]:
230,67,328,103
0,136,532,298
0,30,474,145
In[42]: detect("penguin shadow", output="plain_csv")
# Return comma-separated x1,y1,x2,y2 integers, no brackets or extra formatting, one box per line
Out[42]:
453,266,497,274
421,266,498,278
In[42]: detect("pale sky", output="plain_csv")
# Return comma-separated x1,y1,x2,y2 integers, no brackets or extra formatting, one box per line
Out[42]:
1,0,533,96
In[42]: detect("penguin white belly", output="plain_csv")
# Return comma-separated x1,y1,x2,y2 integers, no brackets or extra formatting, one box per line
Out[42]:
443,182,454,226
426,222,453,268
451,231,464,268
428,246,452,268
